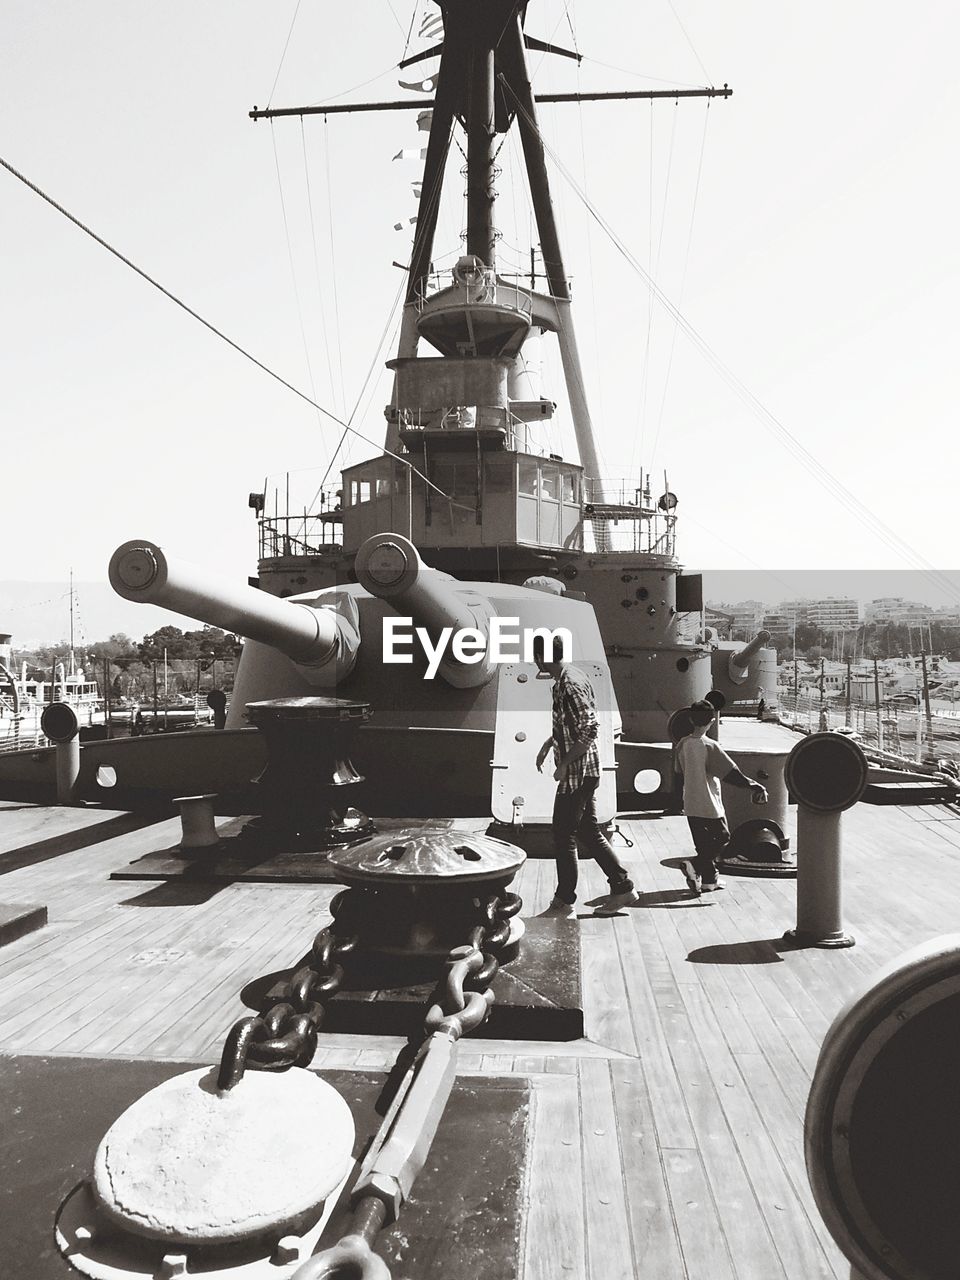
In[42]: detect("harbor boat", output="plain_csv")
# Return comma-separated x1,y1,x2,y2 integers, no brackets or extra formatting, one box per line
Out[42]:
0,651,103,748
3,6,959,1280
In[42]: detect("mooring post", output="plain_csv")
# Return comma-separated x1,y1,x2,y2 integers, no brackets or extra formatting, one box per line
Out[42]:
40,703,81,805
173,794,220,850
784,732,867,948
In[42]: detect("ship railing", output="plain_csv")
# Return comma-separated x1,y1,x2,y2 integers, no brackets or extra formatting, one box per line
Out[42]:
582,476,677,556
778,690,960,770
395,406,532,451
414,268,535,319
0,715,47,753
258,507,343,560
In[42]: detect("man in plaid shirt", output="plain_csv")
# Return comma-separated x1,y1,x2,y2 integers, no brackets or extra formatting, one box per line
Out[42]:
534,637,638,918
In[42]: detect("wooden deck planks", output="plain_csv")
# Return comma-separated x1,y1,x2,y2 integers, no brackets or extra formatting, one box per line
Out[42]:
609,1057,686,1278
5,795,960,1280
579,916,639,1057
521,1072,586,1280
578,1059,635,1280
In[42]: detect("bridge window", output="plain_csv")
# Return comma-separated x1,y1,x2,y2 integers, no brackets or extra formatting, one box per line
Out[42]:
518,459,539,497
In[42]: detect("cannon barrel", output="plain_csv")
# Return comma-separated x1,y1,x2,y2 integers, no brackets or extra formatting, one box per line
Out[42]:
354,532,494,687
729,629,771,683
108,540,340,667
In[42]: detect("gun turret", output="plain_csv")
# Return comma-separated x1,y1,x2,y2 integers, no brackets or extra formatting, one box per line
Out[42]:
108,540,357,677
728,630,771,684
354,533,495,687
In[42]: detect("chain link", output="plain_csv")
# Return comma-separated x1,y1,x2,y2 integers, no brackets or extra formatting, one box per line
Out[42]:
216,885,520,1091
217,903,359,1091
214,881,523,1280
423,888,521,1037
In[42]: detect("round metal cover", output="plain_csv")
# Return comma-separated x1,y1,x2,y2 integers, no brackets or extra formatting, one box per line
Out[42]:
41,701,79,743
806,935,960,1280
91,1066,354,1245
786,731,867,813
326,828,525,884
245,696,371,724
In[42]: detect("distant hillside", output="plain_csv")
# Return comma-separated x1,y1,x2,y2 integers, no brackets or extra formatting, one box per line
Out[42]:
0,581,187,647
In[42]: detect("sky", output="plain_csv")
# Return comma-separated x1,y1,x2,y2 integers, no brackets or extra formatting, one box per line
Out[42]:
3,0,959,643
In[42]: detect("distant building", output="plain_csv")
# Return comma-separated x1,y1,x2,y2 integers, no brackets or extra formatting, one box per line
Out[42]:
729,600,766,640
778,597,861,632
761,612,792,642
703,606,734,640
778,599,813,628
865,597,933,625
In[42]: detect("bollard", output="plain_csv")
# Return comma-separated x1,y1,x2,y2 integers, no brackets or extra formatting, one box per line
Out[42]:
805,935,960,1280
243,696,375,850
784,732,867,948
173,794,219,850
40,703,80,805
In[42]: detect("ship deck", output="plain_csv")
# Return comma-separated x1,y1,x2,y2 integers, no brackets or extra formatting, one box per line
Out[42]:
3,796,959,1278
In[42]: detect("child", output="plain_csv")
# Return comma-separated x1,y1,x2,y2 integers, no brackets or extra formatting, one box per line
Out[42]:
677,700,768,895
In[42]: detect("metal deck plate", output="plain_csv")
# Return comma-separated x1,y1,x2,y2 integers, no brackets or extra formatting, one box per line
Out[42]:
1,1054,528,1280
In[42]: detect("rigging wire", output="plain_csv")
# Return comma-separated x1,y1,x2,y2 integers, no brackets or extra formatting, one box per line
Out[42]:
0,153,475,512
266,0,304,109
270,121,325,420
299,118,338,406
577,53,706,90
311,271,407,503
663,0,712,86
634,101,657,470
562,0,579,50
633,95,680,475
495,87,960,598
574,34,608,470
648,100,709,468
322,120,349,422
400,0,419,62
383,0,409,41
305,62,405,109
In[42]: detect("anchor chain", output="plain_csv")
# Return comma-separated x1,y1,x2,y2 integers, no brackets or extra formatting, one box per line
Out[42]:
213,883,522,1275
217,890,359,1091
426,888,521,1028
289,886,522,1280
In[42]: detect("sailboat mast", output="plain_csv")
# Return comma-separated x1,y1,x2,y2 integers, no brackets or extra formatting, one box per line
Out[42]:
69,567,75,675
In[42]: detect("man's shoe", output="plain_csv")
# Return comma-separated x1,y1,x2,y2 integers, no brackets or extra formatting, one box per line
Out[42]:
681,860,701,896
593,887,639,915
701,878,725,893
540,896,576,920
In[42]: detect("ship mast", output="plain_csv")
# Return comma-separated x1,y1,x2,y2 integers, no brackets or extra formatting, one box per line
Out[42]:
251,0,730,490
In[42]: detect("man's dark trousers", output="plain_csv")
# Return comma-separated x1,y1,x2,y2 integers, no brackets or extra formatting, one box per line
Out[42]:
553,776,633,905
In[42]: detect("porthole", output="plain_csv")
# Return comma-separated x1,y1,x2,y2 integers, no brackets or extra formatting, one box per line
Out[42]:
633,769,662,794
676,657,690,672
636,587,649,600
96,766,117,788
